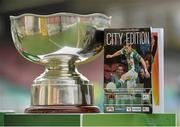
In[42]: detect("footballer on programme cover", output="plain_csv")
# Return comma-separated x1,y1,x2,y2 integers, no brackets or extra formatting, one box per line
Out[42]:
104,28,152,113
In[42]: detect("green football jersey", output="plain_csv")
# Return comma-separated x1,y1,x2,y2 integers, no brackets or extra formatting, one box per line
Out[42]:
120,48,141,73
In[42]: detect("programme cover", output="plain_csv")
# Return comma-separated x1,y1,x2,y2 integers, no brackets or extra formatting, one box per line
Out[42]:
104,28,152,113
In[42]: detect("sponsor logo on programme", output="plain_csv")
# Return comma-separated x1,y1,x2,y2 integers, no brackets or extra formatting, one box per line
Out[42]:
126,107,132,112
142,94,150,100
106,106,114,112
132,107,141,112
115,108,125,111
143,107,149,112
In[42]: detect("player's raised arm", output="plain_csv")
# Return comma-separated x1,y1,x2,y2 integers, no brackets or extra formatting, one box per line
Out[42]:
140,57,150,78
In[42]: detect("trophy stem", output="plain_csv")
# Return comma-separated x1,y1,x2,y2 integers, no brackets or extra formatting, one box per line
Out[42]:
44,54,79,75
25,54,100,113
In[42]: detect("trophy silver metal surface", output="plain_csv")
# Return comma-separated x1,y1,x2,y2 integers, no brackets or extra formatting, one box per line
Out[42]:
10,13,111,113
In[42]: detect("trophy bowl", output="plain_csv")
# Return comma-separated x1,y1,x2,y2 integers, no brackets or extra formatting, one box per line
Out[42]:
10,13,111,113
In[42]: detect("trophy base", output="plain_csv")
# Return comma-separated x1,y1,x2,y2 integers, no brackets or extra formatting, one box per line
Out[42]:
25,105,100,113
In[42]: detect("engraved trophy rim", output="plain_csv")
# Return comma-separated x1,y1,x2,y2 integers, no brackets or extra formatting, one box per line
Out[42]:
10,12,111,20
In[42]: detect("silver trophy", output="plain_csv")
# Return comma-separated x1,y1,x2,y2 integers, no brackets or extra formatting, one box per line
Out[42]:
10,13,111,113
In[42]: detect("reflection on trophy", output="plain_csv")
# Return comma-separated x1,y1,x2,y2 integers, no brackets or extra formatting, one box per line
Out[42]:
10,13,111,113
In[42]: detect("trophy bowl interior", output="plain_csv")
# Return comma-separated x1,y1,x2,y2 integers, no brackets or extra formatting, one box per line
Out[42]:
10,13,111,64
